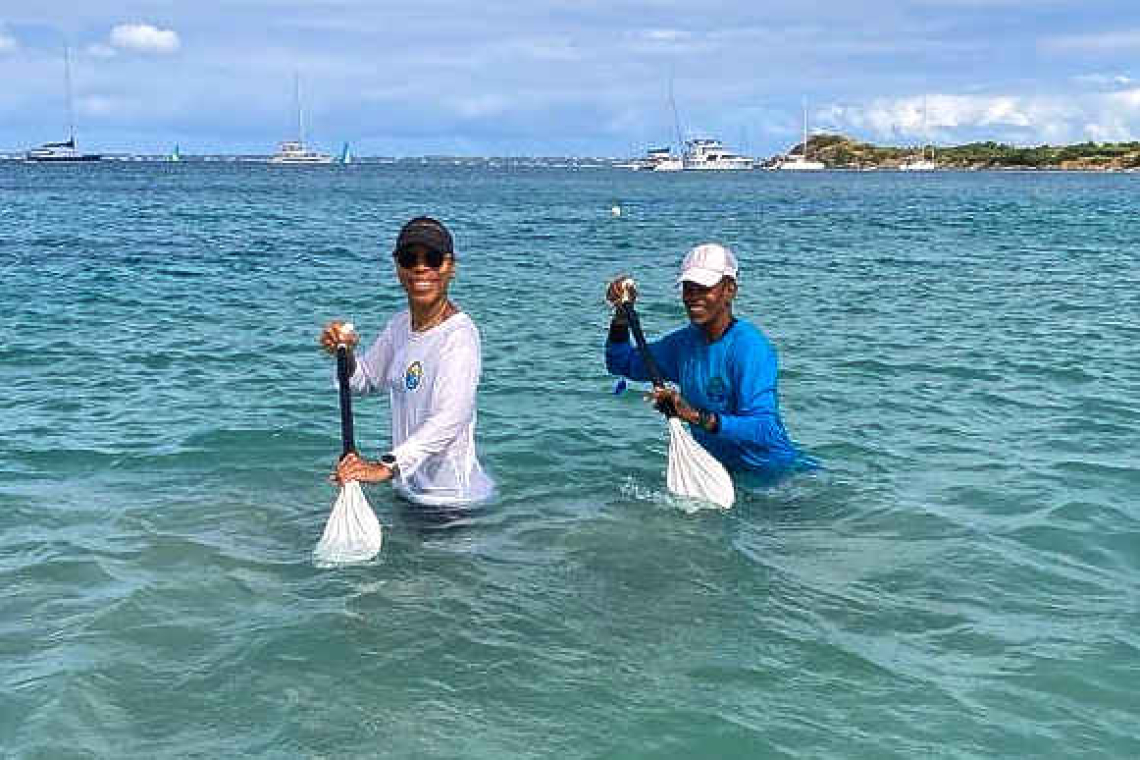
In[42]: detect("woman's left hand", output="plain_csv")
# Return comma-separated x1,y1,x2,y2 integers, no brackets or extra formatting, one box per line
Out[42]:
332,451,394,485
648,387,698,425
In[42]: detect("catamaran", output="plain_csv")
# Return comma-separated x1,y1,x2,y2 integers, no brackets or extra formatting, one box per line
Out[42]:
270,74,333,164
26,46,101,163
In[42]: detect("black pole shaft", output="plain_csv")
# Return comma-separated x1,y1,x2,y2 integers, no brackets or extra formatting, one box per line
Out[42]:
336,346,355,458
617,302,677,418
617,302,664,387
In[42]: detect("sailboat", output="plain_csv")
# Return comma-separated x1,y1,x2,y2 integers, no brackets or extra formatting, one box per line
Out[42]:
777,99,824,171
169,144,181,162
337,142,352,164
270,74,333,164
26,46,101,162
900,96,937,171
654,76,685,171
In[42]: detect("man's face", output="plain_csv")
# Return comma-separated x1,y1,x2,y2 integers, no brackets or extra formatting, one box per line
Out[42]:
682,277,735,327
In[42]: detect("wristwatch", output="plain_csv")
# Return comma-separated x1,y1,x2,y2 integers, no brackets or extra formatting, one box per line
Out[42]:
379,453,397,472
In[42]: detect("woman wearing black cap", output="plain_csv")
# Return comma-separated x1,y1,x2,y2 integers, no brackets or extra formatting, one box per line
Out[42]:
319,216,494,506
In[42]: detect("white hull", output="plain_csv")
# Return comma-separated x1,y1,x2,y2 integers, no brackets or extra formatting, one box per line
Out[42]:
270,140,332,164
899,159,937,172
621,147,684,172
683,159,752,171
777,157,825,171
270,154,334,164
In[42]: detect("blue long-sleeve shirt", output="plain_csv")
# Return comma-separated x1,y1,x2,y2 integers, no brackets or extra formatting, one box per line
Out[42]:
606,319,800,473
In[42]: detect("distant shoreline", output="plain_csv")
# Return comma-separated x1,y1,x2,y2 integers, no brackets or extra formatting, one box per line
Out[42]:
3,136,1140,173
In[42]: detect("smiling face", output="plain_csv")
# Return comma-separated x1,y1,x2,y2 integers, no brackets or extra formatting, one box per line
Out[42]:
682,277,736,331
394,244,455,308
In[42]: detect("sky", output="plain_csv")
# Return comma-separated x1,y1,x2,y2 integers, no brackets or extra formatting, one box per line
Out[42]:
2,1,1139,157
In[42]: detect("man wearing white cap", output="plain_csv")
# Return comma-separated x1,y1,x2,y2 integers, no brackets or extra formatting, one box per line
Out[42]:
604,243,802,474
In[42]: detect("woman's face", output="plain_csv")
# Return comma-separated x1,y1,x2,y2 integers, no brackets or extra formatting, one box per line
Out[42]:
682,277,736,327
395,244,455,307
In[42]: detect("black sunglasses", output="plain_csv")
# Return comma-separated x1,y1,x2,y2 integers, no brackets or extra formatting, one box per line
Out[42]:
394,247,449,269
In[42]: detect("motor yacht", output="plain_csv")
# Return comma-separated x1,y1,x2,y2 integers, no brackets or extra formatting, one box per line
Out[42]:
682,139,753,170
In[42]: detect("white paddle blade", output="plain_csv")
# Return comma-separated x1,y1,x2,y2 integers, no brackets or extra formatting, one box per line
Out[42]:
666,417,736,509
313,480,383,567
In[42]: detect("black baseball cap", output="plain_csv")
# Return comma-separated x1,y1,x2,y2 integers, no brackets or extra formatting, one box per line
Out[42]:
394,217,454,257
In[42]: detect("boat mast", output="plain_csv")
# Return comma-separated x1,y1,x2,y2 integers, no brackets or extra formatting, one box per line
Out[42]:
922,94,930,161
669,72,684,155
294,73,304,146
802,97,809,159
64,44,75,144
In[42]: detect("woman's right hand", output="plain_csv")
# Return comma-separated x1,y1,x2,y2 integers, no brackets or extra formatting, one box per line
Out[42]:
319,320,359,355
605,275,637,308
332,451,394,485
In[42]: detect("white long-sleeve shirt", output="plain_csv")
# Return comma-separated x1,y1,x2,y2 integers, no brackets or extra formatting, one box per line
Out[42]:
346,310,494,506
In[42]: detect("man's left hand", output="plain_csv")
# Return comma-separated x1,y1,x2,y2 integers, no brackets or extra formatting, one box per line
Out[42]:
648,386,698,424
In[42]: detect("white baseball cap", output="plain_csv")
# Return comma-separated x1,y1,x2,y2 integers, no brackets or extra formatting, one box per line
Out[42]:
677,243,739,287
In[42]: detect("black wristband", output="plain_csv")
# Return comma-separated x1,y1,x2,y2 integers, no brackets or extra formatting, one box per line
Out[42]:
607,320,630,344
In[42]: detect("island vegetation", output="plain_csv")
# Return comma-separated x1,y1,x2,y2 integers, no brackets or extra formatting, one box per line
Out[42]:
770,134,1140,171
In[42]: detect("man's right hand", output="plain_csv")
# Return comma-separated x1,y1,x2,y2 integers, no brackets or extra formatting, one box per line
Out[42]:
319,320,359,355
605,275,637,312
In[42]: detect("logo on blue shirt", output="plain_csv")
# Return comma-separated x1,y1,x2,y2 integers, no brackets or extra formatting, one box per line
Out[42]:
706,376,728,404
405,361,424,390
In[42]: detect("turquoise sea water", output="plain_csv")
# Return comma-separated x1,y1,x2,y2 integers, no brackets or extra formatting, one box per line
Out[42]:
2,163,1138,758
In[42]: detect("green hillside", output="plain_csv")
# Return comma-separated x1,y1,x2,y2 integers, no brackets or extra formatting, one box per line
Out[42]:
779,134,1140,170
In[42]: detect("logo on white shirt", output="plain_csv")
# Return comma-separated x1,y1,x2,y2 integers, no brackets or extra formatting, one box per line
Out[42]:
405,361,424,390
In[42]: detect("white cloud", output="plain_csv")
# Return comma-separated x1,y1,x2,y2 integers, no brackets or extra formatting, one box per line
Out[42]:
86,43,118,58
1042,30,1140,53
820,91,1140,146
1072,73,1133,89
639,29,691,43
453,93,510,119
109,23,180,54
0,27,17,54
79,94,120,117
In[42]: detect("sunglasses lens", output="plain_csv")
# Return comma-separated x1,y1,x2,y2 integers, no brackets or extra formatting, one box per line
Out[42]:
395,248,447,268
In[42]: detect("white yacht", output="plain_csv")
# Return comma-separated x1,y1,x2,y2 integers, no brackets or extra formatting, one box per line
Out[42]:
620,146,683,171
777,100,824,171
899,155,937,171
26,47,101,163
682,139,753,171
270,74,332,164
